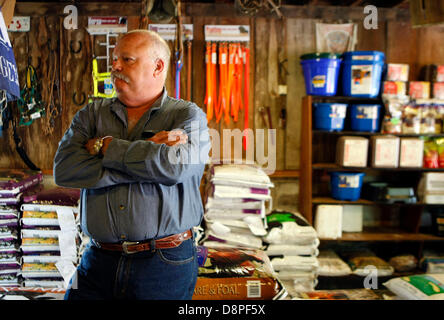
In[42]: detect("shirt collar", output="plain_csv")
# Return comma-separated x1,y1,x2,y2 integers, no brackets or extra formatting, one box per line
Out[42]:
110,87,168,118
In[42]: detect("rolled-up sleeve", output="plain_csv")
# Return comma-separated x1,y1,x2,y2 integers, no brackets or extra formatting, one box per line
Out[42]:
53,104,140,189
101,104,211,186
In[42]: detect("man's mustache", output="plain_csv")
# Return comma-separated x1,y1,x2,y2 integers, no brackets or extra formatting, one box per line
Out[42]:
111,72,130,84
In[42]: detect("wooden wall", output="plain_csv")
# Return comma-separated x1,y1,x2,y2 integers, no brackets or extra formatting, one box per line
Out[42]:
1,3,444,187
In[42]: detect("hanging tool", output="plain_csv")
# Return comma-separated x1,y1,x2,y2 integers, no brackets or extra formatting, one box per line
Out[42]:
92,58,115,98
42,34,60,137
186,39,192,101
89,30,118,99
17,64,45,126
12,113,40,171
174,0,184,99
0,91,7,137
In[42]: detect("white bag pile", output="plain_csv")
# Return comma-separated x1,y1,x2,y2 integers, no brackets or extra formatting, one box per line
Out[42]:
262,211,320,292
0,206,21,287
0,169,43,287
19,187,82,288
202,164,273,250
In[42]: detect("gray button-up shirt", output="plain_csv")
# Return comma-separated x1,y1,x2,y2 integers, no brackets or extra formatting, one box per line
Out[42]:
53,90,210,242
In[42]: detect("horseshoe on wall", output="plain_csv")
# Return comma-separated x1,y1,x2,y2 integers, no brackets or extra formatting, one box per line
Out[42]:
69,40,82,54
72,91,86,106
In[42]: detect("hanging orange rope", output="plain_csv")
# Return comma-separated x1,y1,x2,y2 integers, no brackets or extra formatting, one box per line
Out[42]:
216,42,228,123
204,42,213,122
231,42,243,123
225,43,236,124
211,42,217,119
242,44,250,151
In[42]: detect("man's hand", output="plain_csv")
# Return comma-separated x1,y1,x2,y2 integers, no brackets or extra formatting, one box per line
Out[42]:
85,137,113,156
85,138,100,155
147,130,188,146
85,130,186,156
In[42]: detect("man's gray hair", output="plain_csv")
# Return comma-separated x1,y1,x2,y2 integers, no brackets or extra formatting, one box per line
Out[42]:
123,29,171,78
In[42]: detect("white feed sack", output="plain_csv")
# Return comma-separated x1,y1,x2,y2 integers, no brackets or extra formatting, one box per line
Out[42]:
314,205,343,239
317,250,352,277
384,274,444,300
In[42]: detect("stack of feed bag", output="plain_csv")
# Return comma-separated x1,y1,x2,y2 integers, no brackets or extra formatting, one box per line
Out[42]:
262,211,320,293
192,245,287,300
202,164,273,250
0,205,21,287
0,169,43,287
19,187,81,288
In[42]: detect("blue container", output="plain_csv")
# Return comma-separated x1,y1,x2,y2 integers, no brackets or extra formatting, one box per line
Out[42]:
350,104,382,132
301,58,341,96
313,103,348,131
341,51,385,98
330,172,365,201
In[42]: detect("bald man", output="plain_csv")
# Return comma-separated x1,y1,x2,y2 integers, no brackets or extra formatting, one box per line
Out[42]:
54,30,210,300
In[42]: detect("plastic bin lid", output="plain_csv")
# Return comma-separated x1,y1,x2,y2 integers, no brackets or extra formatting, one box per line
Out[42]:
300,52,342,60
342,51,385,61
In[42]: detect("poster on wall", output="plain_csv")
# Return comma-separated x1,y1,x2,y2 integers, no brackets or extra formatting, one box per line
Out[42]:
315,23,357,54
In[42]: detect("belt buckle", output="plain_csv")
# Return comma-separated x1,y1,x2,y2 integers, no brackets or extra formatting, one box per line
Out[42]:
121,241,139,254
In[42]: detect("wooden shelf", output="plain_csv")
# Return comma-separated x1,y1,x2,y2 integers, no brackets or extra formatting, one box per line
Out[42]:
309,95,382,103
312,197,421,206
313,130,444,138
312,162,444,172
268,170,300,178
319,228,444,242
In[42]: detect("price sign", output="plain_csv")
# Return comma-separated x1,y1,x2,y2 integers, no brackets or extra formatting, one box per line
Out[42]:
7,16,30,32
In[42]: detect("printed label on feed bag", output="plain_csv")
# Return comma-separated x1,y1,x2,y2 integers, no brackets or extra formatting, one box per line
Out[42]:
247,280,261,298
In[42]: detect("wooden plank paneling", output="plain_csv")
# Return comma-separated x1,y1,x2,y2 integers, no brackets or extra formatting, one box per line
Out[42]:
416,25,444,66
356,21,387,52
386,20,419,80
253,18,271,167
0,2,441,174
285,18,315,170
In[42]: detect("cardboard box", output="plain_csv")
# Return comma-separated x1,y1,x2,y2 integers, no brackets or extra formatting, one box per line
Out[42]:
387,64,409,82
433,82,444,99
336,136,369,167
399,138,424,167
342,205,363,232
419,172,444,192
315,205,342,239
409,81,431,99
383,81,407,97
371,135,400,168
437,65,444,82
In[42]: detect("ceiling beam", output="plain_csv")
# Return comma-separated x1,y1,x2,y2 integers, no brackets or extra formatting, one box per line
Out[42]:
349,0,365,7
14,2,143,16
13,1,410,21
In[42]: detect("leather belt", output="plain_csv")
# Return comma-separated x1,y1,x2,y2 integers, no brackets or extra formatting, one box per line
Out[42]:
93,229,193,254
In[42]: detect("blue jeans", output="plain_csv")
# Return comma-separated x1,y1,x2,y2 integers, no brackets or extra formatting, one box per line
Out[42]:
64,238,198,300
